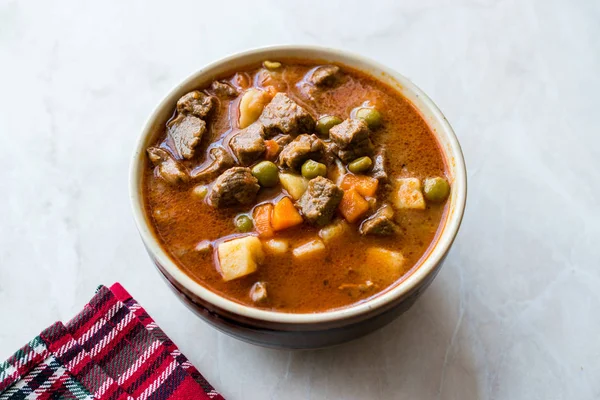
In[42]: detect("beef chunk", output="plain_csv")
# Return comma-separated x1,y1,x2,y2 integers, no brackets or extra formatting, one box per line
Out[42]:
371,149,388,181
273,134,293,148
359,204,399,236
211,81,239,98
192,146,235,181
208,167,260,207
329,119,374,162
265,134,293,159
176,91,216,119
309,65,340,87
337,142,374,163
329,118,370,147
323,141,340,166
230,123,266,165
258,93,315,136
296,177,343,226
167,114,206,159
278,134,325,170
147,147,188,184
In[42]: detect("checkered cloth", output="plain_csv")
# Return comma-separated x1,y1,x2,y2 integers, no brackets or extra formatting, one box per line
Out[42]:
0,283,224,400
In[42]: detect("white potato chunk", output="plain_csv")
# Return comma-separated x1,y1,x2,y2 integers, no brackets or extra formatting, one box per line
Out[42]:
217,236,265,281
392,177,426,210
239,88,271,129
293,239,326,260
263,239,289,254
250,281,268,303
318,219,350,243
366,247,406,277
279,173,309,200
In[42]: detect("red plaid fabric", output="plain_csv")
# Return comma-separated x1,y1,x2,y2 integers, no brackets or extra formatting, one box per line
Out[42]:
0,284,224,400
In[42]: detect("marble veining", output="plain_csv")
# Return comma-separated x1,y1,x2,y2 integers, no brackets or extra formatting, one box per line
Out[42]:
1,0,599,399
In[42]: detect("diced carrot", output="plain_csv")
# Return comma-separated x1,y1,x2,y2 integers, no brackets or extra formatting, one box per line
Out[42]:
339,188,370,223
264,140,280,160
271,197,303,231
253,203,274,238
340,174,379,197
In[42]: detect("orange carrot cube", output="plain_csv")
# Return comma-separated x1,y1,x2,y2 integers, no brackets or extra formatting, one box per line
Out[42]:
338,188,370,223
271,197,303,231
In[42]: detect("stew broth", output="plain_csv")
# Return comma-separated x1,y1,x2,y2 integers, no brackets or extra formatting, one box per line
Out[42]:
143,61,448,313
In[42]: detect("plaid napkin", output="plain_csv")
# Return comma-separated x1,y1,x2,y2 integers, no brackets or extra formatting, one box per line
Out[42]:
0,283,224,400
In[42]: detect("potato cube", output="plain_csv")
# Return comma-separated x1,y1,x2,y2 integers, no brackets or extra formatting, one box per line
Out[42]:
392,178,425,210
217,236,265,281
239,88,272,129
263,239,289,254
366,247,406,277
318,219,350,243
279,173,309,200
292,239,326,260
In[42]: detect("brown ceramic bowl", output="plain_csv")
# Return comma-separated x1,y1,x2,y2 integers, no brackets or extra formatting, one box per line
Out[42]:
129,45,467,349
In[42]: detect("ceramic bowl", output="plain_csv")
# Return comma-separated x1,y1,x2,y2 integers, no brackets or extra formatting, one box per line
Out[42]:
129,45,467,349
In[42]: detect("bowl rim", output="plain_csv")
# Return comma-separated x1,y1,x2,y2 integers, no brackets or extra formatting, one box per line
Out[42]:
129,44,467,325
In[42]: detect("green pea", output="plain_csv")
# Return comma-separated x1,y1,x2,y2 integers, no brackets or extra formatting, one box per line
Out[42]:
301,160,327,179
423,177,450,202
355,107,382,129
348,156,373,174
234,214,254,232
263,60,282,70
192,185,208,200
316,115,343,136
252,161,279,187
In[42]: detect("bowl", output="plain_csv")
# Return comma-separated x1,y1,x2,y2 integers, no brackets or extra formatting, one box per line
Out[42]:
129,45,467,349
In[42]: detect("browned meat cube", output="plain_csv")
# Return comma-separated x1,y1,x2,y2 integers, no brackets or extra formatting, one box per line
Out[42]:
263,134,293,160
296,177,343,226
210,81,239,98
191,147,235,181
258,93,315,136
371,149,388,181
147,147,188,184
329,118,370,147
278,134,325,170
359,204,400,236
208,167,260,208
273,134,293,148
176,91,216,119
309,65,340,87
167,114,206,159
337,138,374,163
230,123,266,165
329,119,374,162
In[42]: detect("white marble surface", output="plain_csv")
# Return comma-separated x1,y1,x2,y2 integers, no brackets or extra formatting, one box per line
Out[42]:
1,0,599,398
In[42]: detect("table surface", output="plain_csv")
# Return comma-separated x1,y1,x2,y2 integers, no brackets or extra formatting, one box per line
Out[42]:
1,1,599,399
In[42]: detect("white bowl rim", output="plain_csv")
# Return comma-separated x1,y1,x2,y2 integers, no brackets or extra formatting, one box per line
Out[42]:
129,44,467,325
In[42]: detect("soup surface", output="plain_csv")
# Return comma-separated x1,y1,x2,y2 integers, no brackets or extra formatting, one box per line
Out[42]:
143,61,449,313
